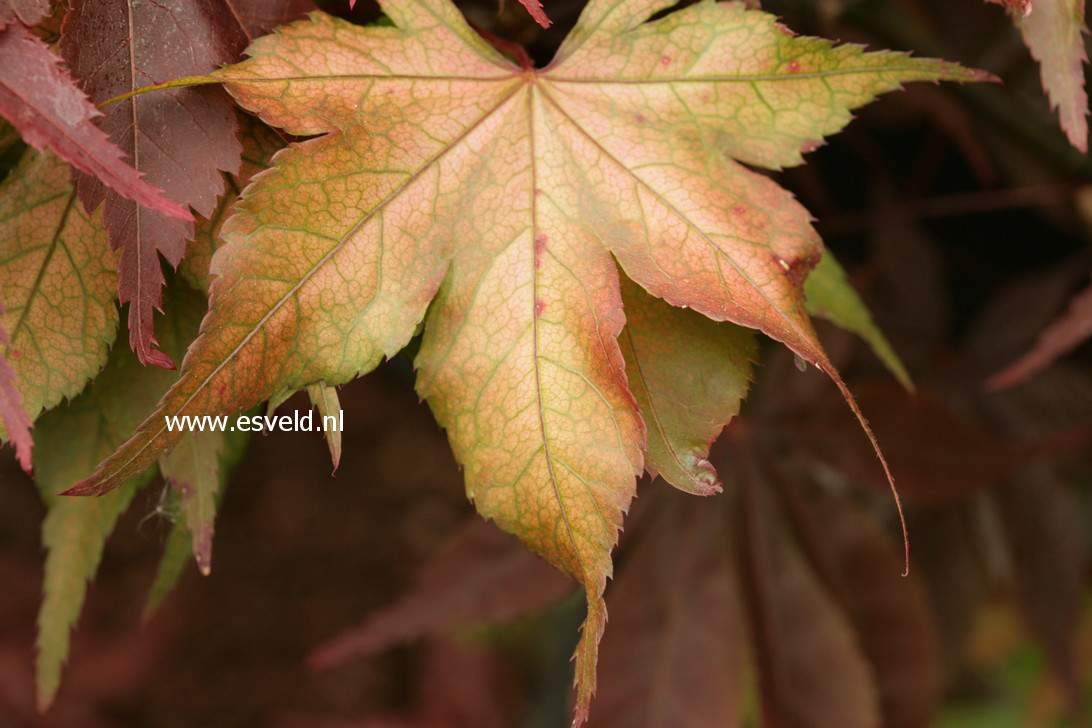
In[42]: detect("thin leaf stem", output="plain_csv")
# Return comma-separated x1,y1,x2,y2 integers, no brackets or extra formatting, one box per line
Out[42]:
98,75,221,108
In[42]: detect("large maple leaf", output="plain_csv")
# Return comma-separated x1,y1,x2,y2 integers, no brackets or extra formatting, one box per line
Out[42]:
68,1,986,721
59,0,250,368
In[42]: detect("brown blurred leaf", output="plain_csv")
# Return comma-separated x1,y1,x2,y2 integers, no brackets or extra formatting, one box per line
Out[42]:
225,0,315,40
308,517,574,669
995,470,1087,715
734,445,880,728
589,491,746,728
781,484,942,728
789,381,1008,503
989,279,1092,389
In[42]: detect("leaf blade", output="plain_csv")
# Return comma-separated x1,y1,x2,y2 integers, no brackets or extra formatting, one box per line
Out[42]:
0,25,191,221
60,0,248,367
619,277,756,495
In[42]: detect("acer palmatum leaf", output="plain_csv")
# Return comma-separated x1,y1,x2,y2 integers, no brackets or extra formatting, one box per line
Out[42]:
1015,0,1089,151
0,291,31,471
0,152,117,454
804,252,913,390
225,0,315,40
589,493,746,727
519,0,553,28
66,2,989,721
619,278,756,495
0,0,48,30
34,283,206,710
60,0,247,368
309,517,573,670
0,26,191,223
735,451,881,728
988,280,1092,389
159,429,224,575
180,117,285,294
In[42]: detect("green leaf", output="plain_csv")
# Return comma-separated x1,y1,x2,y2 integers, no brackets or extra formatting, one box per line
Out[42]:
159,429,224,575
33,282,206,710
805,252,912,390
143,489,191,618
619,277,756,495
144,426,249,616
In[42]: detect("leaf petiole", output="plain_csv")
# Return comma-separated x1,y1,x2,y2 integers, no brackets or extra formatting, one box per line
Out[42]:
98,75,221,108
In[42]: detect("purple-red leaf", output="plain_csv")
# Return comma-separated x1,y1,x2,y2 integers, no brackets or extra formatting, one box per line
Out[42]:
781,486,942,728
0,25,191,226
0,0,48,29
518,0,552,28
734,447,880,728
226,0,315,40
308,517,574,670
988,280,1092,389
0,289,31,472
590,492,746,728
59,0,248,368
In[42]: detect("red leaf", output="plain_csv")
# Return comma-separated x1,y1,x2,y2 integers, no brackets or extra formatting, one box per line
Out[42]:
734,445,880,728
226,0,316,40
416,639,522,728
307,517,574,670
988,280,1092,389
781,485,942,728
0,25,191,226
0,287,31,472
517,0,552,28
0,0,47,29
59,0,249,367
589,492,746,728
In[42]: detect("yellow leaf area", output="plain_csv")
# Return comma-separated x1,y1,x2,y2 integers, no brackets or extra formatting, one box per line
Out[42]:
69,1,986,721
0,152,117,436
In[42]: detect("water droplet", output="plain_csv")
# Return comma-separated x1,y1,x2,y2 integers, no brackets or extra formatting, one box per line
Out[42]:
793,353,808,372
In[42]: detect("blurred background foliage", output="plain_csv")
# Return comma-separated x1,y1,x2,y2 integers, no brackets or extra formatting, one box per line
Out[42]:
1,0,1090,726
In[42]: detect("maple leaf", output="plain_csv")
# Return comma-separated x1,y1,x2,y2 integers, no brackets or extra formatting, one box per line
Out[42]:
619,278,755,496
988,278,1092,388
1007,0,1089,151
519,0,553,29
33,283,206,710
804,252,912,390
59,0,249,368
159,429,224,575
735,451,880,728
0,151,118,443
309,517,573,670
225,0,316,40
0,25,191,224
67,2,986,720
0,0,48,30
780,486,941,728
0,290,31,471
590,493,746,727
